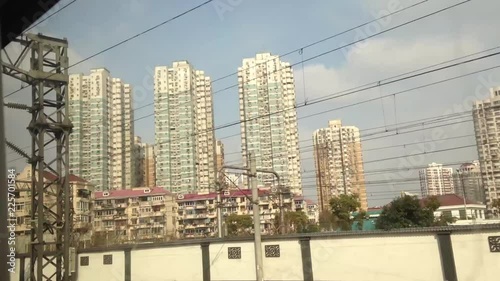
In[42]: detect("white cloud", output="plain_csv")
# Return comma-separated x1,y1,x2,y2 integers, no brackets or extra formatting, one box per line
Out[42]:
294,36,484,104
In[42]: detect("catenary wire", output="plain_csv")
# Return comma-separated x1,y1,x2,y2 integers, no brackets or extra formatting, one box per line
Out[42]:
132,0,472,119
3,0,215,98
21,0,78,35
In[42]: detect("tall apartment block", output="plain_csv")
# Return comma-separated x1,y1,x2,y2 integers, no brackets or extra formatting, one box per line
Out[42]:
453,161,485,204
69,68,135,191
133,136,144,187
313,120,367,211
238,53,302,194
419,162,455,196
135,137,156,188
473,86,500,209
154,61,216,193
216,140,225,180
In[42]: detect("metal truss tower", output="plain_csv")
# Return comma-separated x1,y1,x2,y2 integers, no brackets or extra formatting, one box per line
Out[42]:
2,33,73,281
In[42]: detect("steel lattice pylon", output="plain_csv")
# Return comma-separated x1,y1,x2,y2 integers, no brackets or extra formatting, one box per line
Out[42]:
2,33,73,281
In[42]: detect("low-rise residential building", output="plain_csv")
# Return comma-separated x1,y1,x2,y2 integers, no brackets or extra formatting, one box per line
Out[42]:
453,161,486,204
93,187,177,244
293,196,319,223
14,165,94,252
420,194,487,224
176,189,293,238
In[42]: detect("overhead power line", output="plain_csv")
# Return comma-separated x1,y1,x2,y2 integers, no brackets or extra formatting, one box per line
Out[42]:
227,115,474,164
132,0,471,118
224,112,473,163
21,0,78,35
211,0,471,98
213,50,498,133
301,159,478,177
210,0,430,84
4,0,214,98
298,131,475,161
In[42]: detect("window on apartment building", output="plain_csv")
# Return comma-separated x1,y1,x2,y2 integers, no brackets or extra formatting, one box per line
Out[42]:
459,210,466,220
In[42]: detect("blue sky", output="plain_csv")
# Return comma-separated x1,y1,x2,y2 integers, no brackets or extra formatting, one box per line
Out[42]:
4,0,500,206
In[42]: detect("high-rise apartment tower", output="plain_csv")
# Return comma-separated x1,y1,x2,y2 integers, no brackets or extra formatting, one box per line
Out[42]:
473,87,500,209
313,120,367,211
419,162,455,196
154,61,216,193
238,53,302,194
69,68,135,191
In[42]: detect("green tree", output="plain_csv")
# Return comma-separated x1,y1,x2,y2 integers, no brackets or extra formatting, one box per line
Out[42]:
318,210,337,231
492,199,500,210
275,211,319,233
226,214,253,237
491,199,500,217
376,195,454,230
329,194,362,231
354,210,368,231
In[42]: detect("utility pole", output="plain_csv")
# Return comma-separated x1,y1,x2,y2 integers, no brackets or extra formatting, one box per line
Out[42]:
216,186,223,238
223,157,280,281
278,186,285,234
458,170,468,221
250,152,264,281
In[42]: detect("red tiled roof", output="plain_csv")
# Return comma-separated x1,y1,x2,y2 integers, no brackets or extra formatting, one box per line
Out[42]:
177,189,269,202
95,187,172,200
420,194,480,207
305,199,316,205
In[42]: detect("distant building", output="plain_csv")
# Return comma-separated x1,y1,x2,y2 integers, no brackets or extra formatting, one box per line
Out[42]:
238,53,302,194
93,187,177,244
223,172,247,189
216,140,225,180
69,69,135,190
473,87,500,210
133,136,144,187
313,120,368,212
154,61,216,193
14,165,94,252
176,189,293,238
293,196,319,223
420,194,487,223
419,163,455,196
134,137,156,188
453,161,486,204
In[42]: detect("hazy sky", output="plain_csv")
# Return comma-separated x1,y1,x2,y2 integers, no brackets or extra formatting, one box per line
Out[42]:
4,0,500,206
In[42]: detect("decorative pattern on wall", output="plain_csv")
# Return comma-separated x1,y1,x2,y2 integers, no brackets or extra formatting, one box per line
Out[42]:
265,245,280,258
103,254,113,265
80,256,89,266
488,236,500,252
228,247,242,259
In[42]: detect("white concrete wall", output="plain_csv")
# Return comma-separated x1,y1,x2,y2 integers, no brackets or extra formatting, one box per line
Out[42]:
311,235,443,281
262,240,303,281
210,241,255,280
210,240,303,281
452,232,500,281
131,245,202,281
11,229,499,281
78,251,124,281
